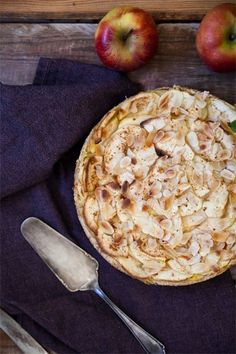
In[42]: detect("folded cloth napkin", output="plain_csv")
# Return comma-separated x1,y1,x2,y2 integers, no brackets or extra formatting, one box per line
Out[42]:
0,58,235,354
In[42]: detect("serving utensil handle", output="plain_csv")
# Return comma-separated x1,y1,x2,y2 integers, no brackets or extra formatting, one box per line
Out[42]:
94,286,166,354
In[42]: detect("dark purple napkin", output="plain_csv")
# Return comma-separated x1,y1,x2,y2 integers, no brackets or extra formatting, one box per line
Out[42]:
0,58,235,354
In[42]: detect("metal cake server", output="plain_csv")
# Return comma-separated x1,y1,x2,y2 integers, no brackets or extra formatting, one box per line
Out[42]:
21,217,166,354
0,308,49,354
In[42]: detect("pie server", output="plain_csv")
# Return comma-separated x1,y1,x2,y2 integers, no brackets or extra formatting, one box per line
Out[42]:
21,217,166,354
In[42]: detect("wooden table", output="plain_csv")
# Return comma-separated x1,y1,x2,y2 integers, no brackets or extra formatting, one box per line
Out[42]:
0,1,235,352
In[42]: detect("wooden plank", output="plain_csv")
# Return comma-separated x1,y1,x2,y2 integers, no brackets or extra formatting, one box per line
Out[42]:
0,330,22,354
0,23,235,104
0,0,225,21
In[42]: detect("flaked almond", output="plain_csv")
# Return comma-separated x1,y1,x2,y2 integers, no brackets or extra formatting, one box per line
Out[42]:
158,92,170,110
154,146,169,157
96,187,111,203
227,160,236,174
100,221,114,235
202,123,214,138
217,149,232,161
182,145,194,161
165,169,176,179
145,130,157,147
163,189,171,197
150,181,162,196
107,182,120,191
95,164,103,179
121,181,129,194
215,127,224,141
164,195,174,210
159,132,173,143
121,198,131,209
132,130,147,150
127,134,134,147
140,117,166,132
120,156,131,168
226,234,235,245
187,131,199,151
189,241,200,256
160,218,173,231
212,231,229,242
220,169,235,182
118,171,135,185
153,130,165,143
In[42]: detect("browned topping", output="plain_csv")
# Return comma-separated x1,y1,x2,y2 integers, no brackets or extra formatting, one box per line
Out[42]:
101,189,110,201
171,107,180,116
159,94,169,109
165,169,176,179
131,157,137,165
154,146,169,157
107,182,120,191
100,221,114,235
142,204,149,212
121,198,131,209
154,130,165,143
121,181,129,194
112,233,124,247
145,130,157,147
200,144,207,150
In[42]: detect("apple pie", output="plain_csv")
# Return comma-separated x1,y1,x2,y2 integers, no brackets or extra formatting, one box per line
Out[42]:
74,87,236,285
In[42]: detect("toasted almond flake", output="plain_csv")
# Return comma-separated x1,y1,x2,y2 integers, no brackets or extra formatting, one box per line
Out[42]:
187,131,199,151
163,189,171,197
145,130,158,147
215,127,224,141
191,262,209,274
150,181,162,196
165,169,176,179
212,232,229,242
120,156,131,168
100,221,114,235
121,181,129,194
189,241,200,256
227,161,236,174
217,149,232,161
160,219,173,230
95,164,104,179
153,130,165,143
182,145,194,160
220,169,235,182
127,134,134,147
141,117,166,132
119,171,135,185
107,182,120,191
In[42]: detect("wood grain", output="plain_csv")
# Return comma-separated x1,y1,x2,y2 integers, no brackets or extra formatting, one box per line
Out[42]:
0,0,226,21
0,330,22,354
0,23,235,103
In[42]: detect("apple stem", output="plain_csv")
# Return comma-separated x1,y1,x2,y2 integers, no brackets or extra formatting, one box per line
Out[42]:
228,33,236,42
122,29,133,42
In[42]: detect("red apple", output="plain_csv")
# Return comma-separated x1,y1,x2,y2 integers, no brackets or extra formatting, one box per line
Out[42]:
95,7,158,72
196,3,236,72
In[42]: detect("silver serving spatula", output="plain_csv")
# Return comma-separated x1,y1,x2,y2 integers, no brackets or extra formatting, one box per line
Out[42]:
21,217,166,354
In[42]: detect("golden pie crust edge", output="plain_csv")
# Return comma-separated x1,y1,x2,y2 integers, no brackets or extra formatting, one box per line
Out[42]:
74,86,236,286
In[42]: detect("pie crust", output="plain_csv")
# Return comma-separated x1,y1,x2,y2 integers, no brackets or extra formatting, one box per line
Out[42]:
74,87,236,285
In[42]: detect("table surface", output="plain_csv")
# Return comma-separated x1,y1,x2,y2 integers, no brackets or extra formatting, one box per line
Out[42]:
0,1,235,352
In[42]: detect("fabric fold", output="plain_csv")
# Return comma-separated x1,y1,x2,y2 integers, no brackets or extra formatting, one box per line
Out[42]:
0,58,235,354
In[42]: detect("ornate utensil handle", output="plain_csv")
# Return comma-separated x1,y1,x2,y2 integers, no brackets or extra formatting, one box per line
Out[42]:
94,286,166,354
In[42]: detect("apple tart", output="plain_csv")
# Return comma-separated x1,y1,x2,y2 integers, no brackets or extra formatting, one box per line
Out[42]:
74,87,236,285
